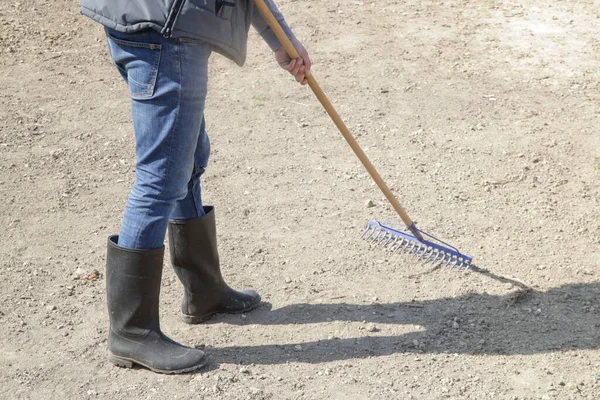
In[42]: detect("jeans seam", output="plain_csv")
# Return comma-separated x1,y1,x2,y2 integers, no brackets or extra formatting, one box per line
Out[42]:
133,38,183,249
192,162,201,218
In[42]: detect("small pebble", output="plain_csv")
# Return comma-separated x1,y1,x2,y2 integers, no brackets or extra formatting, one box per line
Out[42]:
365,200,375,208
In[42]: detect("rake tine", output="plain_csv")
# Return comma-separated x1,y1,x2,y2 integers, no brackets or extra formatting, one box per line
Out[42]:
371,230,384,246
420,247,433,261
360,225,371,239
400,238,411,252
442,255,450,269
385,232,397,247
407,241,417,254
424,249,437,263
438,252,448,267
449,257,459,270
443,255,454,269
387,234,400,249
360,226,369,240
443,254,453,268
390,235,404,251
383,232,396,247
412,243,423,257
463,259,472,270
417,246,429,260
370,229,380,243
389,236,402,251
372,227,385,242
413,241,422,255
376,231,389,247
368,225,377,239
361,226,375,241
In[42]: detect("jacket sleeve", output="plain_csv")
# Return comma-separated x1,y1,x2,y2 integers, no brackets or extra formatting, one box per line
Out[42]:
251,0,296,51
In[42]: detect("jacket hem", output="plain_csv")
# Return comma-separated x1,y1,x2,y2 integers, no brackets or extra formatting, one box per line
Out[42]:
80,6,165,33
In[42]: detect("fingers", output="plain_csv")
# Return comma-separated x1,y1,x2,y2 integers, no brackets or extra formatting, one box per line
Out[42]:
300,50,311,77
285,58,296,72
290,58,303,77
286,57,309,84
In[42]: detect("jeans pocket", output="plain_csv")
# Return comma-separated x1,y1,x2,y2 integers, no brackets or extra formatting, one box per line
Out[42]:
106,34,162,99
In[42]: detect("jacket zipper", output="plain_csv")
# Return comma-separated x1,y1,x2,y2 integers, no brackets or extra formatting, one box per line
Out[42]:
163,0,186,38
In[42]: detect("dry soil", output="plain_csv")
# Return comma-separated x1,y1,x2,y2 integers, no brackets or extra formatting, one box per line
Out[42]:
1,0,599,399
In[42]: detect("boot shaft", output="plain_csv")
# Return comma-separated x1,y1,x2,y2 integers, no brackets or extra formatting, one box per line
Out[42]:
106,235,164,334
168,206,223,285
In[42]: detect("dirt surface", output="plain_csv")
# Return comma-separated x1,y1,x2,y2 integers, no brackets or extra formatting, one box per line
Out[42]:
1,0,600,399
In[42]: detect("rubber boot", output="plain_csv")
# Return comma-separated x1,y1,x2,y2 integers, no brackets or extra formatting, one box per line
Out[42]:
168,206,261,324
106,235,207,373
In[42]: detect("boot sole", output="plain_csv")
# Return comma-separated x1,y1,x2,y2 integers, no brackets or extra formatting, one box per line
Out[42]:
109,354,207,374
181,301,261,325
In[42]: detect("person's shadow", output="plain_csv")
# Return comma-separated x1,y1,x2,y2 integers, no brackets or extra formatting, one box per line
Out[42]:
204,267,600,365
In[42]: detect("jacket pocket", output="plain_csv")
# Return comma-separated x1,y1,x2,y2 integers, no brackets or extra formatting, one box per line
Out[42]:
216,0,235,20
106,34,162,99
206,0,235,20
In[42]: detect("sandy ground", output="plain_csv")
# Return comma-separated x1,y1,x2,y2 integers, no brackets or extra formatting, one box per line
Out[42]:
1,0,599,399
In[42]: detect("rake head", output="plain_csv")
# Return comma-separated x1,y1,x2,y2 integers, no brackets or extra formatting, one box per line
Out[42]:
361,220,473,271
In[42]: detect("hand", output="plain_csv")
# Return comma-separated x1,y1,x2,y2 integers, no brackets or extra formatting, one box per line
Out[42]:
275,38,312,85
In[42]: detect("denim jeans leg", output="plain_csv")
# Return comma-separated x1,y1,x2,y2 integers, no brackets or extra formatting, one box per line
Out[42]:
170,116,211,221
106,29,212,249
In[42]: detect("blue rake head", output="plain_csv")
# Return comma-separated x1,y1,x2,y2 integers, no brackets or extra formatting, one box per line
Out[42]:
361,220,473,271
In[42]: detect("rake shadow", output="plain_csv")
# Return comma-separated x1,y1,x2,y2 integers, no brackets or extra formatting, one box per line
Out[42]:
204,281,600,365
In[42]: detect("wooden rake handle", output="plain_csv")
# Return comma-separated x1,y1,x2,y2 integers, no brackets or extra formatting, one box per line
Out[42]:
252,0,421,237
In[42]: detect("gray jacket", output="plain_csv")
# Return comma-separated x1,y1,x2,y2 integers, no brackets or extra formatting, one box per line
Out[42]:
80,0,295,66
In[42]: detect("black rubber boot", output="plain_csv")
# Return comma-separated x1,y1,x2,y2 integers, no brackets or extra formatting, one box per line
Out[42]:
168,206,261,324
106,235,207,373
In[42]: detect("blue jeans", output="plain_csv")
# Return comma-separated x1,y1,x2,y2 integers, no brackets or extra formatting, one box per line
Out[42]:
105,28,211,249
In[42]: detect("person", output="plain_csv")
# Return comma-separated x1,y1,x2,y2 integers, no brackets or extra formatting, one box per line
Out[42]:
79,0,311,374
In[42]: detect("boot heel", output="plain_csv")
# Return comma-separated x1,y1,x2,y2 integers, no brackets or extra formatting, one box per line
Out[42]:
181,313,213,324
109,355,134,369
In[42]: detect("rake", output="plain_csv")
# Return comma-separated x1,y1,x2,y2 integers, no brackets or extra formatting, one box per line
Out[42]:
253,0,473,270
